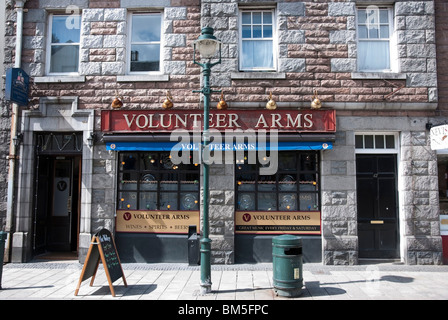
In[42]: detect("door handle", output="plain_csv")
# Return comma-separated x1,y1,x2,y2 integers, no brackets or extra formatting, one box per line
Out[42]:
67,196,72,214
370,220,384,224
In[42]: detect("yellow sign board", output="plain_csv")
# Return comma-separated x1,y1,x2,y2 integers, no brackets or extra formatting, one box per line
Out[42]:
235,211,321,235
116,210,200,234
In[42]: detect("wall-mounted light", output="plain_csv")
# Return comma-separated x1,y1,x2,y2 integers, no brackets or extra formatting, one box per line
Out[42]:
217,92,227,110
162,91,173,110
87,132,96,147
266,91,277,110
13,132,23,147
111,90,123,109
311,90,322,109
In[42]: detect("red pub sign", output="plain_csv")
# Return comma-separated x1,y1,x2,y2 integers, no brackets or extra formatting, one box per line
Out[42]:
101,109,336,133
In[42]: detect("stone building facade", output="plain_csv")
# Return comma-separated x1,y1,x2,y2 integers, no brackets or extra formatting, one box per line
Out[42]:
1,0,444,265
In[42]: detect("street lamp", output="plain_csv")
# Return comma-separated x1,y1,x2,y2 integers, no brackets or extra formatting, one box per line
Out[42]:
193,27,222,294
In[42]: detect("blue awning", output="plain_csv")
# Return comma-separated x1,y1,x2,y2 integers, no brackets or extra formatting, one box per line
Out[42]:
106,141,333,151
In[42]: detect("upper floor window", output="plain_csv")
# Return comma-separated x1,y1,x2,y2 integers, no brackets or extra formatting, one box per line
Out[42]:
239,9,275,71
47,14,81,74
357,7,394,72
129,12,162,73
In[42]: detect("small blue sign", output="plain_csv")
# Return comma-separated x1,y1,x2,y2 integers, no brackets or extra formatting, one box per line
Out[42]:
5,68,29,106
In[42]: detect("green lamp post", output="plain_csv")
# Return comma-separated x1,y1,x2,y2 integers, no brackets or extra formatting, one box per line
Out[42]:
193,27,222,294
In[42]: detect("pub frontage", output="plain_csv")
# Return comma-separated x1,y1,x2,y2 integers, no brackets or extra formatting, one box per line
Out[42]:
101,108,336,263
4,0,444,266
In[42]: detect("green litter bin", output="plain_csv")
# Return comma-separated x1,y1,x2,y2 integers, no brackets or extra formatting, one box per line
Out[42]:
272,234,303,297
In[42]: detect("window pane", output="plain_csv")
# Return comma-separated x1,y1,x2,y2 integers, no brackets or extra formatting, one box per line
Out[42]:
263,25,272,38
242,40,273,69
279,193,297,211
380,25,389,38
160,193,177,210
258,175,276,191
119,172,138,190
139,192,157,210
263,12,272,24
364,135,374,148
279,152,297,170
120,153,138,170
358,25,368,39
358,9,366,24
366,9,378,25
160,173,178,191
355,135,364,148
253,12,262,24
140,173,157,190
299,181,317,192
375,135,385,148
380,10,389,23
242,25,251,38
238,193,255,210
368,26,379,38
132,14,161,42
253,25,262,38
130,44,160,72
52,15,80,44
119,192,137,210
358,41,390,71
140,153,159,170
242,12,251,24
300,193,318,211
180,174,199,191
386,135,395,149
180,193,199,210
279,174,297,191
258,193,276,211
237,179,256,191
300,153,317,171
50,45,79,73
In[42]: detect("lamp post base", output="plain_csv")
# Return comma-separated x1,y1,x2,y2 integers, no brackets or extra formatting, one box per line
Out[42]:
200,282,212,295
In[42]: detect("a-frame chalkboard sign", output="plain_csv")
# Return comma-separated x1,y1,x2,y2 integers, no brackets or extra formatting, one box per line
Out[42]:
75,228,127,297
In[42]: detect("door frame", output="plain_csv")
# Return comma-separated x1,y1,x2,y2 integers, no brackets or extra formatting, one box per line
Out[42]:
12,97,94,262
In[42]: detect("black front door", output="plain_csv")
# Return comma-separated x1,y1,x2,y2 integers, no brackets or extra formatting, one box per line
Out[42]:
356,154,399,258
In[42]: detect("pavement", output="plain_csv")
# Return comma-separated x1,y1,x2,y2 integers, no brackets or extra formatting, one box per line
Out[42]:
0,258,448,303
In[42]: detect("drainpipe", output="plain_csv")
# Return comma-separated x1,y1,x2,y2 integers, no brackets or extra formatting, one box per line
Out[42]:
5,0,26,262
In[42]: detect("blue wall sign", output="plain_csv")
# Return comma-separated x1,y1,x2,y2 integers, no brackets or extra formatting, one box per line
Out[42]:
5,68,29,106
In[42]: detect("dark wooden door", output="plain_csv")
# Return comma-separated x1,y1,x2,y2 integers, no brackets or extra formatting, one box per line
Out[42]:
356,154,399,258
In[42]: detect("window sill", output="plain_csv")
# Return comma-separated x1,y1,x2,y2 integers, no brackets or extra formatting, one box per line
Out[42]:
117,74,170,82
34,76,86,83
231,72,286,80
351,72,406,80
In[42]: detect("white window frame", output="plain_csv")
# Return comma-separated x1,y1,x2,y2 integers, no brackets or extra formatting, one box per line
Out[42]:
356,6,397,73
355,132,399,154
46,13,81,76
127,11,164,75
238,8,277,72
